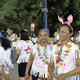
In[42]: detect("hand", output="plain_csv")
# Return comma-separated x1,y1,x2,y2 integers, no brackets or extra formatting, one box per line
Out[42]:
75,50,80,66
47,76,53,80
47,73,53,80
25,73,30,80
56,73,67,80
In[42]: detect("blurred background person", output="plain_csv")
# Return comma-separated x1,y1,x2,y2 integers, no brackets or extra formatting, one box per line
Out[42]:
16,29,33,80
8,28,18,63
30,22,35,38
0,31,13,80
31,33,38,44
54,28,60,44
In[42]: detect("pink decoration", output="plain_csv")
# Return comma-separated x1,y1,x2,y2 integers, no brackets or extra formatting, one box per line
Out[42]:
58,15,64,24
58,15,73,33
67,15,73,24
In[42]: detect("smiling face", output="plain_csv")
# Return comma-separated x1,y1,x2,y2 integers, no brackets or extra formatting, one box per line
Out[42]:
59,25,72,42
38,29,48,42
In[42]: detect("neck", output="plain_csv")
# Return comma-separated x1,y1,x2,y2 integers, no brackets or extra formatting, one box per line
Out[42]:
25,40,29,43
40,41,47,47
61,39,69,45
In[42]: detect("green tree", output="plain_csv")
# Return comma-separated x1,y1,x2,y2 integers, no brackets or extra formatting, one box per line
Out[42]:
0,0,43,35
0,0,80,36
48,0,80,36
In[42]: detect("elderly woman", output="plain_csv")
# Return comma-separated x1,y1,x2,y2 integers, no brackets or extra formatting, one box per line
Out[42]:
25,29,53,80
48,15,80,80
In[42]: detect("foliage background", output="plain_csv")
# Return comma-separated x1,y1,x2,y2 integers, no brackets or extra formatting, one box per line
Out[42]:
0,0,80,37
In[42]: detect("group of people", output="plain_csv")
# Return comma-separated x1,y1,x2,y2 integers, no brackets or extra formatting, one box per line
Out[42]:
0,14,80,80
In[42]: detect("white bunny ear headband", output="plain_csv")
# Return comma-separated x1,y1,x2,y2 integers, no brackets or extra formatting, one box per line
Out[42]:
58,15,73,33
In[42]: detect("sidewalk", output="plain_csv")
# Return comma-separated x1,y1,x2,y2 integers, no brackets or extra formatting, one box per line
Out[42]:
2,63,19,80
2,63,80,80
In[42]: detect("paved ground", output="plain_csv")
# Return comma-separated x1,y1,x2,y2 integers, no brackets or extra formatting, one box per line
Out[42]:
2,63,19,80
2,63,80,80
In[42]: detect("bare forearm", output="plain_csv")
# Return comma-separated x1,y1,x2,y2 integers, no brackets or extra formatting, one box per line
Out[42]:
26,54,34,74
48,65,53,74
10,39,17,42
48,61,54,74
65,66,80,77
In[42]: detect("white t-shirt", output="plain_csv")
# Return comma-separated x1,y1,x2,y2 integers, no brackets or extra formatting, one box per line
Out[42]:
54,32,59,42
32,37,38,43
0,44,13,68
9,33,19,47
52,42,80,80
77,36,80,42
30,42,53,78
16,40,33,63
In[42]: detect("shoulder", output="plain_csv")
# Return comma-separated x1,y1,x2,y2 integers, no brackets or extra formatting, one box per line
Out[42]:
29,40,33,43
6,48,11,51
17,40,25,45
18,40,24,43
33,43,37,47
71,42,78,49
28,40,33,45
32,43,38,49
68,42,79,52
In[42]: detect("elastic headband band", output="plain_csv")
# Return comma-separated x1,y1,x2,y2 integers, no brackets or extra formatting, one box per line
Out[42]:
64,22,73,34
0,32,8,39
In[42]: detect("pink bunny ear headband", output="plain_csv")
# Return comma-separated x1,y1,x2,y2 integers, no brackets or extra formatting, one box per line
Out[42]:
58,15,73,34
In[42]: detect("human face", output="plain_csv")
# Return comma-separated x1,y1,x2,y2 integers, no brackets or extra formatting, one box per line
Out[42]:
38,30,48,42
9,29,13,34
59,26,72,41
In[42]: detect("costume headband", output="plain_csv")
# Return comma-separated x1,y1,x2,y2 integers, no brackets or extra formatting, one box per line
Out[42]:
58,15,73,33
0,32,8,39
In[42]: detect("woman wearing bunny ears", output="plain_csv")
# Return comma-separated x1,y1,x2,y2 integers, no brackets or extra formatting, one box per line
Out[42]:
48,15,80,80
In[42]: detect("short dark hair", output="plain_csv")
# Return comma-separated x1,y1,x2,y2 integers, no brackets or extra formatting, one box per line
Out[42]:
10,28,15,33
20,30,29,40
1,32,11,50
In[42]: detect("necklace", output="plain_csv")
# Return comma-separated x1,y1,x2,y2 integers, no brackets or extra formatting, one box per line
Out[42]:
55,41,72,75
56,41,72,67
37,41,52,65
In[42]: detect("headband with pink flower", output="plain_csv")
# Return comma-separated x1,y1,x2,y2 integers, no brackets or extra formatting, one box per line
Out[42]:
58,15,73,33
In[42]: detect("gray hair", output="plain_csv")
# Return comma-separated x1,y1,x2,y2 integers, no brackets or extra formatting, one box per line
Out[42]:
38,29,48,35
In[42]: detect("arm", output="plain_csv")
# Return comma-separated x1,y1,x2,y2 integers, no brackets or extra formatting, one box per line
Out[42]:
56,49,80,80
48,61,54,75
16,48,20,60
25,53,34,79
10,34,18,42
65,66,80,77
47,60,54,80
56,66,80,80
65,50,80,77
7,48,11,58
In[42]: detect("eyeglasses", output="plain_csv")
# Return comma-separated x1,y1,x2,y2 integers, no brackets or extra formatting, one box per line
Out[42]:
59,31,69,34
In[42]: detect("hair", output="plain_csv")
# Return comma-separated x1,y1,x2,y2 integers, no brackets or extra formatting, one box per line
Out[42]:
1,32,11,50
38,29,48,35
10,28,15,33
20,30,29,40
61,24,72,33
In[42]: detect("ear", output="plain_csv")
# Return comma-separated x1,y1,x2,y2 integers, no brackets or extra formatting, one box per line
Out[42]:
70,33,73,36
67,15,73,24
58,15,64,24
